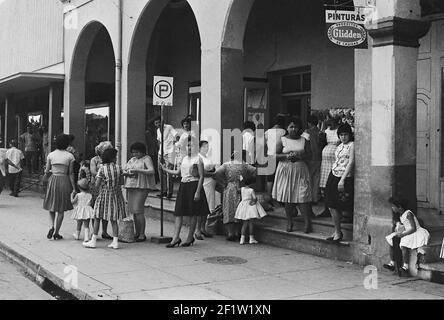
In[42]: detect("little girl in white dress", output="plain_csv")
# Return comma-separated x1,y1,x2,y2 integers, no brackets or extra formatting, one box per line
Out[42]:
235,176,267,245
384,198,430,276
71,179,95,242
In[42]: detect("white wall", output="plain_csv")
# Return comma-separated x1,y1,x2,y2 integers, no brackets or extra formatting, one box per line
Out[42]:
0,0,64,79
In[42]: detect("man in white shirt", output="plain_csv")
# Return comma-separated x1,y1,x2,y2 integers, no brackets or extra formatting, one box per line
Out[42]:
6,140,24,197
154,116,179,199
243,121,256,165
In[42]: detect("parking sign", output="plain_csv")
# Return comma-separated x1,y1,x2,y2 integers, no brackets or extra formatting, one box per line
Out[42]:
153,76,174,106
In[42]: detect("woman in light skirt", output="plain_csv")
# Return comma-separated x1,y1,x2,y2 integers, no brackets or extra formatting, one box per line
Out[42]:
43,134,77,240
272,117,313,233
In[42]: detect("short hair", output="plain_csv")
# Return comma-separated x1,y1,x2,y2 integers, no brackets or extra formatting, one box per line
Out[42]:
153,116,161,122
55,134,70,150
308,115,319,126
9,139,18,147
287,117,304,135
199,140,209,149
101,148,118,164
243,121,256,132
273,115,286,128
130,142,146,154
242,175,256,186
181,117,192,127
388,197,409,210
337,123,354,141
68,134,75,143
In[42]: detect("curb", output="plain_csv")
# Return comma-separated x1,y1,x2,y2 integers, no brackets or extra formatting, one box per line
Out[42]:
0,239,96,300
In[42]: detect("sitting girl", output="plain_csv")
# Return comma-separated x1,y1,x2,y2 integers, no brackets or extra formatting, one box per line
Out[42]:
235,176,267,245
384,197,430,277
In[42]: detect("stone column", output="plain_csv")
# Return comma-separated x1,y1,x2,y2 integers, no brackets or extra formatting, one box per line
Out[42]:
354,8,430,267
48,83,63,152
64,78,85,155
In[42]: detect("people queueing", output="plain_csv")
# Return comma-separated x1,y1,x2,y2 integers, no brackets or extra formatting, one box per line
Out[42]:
302,115,323,218
20,126,41,175
154,116,179,199
6,140,25,198
71,178,94,242
90,142,113,240
123,142,156,242
84,148,128,249
325,123,355,243
235,176,267,245
319,117,341,218
196,140,216,239
214,150,257,241
272,117,313,234
264,115,287,207
161,136,210,248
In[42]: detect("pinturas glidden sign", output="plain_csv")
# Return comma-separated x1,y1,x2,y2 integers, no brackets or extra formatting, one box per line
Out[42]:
325,9,368,49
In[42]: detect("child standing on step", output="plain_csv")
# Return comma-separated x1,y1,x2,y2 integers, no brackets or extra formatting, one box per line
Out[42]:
235,176,267,245
84,148,127,249
71,179,94,242
383,197,430,277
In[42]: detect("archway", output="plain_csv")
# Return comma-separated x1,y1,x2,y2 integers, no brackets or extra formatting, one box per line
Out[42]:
68,22,116,158
127,0,201,160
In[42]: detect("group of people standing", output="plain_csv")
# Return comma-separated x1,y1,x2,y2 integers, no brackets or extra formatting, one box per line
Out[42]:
260,113,355,243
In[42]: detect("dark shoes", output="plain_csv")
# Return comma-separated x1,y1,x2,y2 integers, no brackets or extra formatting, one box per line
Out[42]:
383,263,396,272
181,238,195,247
326,233,343,244
226,235,238,242
166,239,182,248
136,236,147,243
102,233,113,240
47,227,55,239
195,234,204,241
53,234,63,240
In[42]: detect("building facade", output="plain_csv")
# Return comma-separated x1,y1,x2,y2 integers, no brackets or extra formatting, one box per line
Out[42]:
1,0,443,269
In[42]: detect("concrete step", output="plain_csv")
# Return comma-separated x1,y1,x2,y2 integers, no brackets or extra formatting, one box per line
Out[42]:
257,212,353,241
417,261,444,284
145,195,354,262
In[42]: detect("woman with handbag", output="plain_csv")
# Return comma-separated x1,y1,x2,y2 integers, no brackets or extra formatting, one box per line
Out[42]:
161,136,210,248
196,140,216,239
325,123,355,243
214,150,257,241
124,142,156,242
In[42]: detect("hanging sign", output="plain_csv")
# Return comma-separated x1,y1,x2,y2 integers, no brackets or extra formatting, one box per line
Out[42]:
325,8,368,49
153,76,174,106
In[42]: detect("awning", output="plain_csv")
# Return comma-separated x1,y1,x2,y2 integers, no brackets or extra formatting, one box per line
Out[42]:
0,72,65,100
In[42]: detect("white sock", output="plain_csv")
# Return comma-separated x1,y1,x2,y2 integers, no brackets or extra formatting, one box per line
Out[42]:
240,236,246,245
402,263,409,270
249,236,258,244
108,237,119,249
84,228,90,242
388,261,395,266
83,235,97,248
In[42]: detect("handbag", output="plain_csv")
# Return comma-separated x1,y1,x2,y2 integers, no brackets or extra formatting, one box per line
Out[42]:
206,205,224,235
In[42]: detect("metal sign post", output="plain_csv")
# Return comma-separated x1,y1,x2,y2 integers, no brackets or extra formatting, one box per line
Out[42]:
151,76,174,244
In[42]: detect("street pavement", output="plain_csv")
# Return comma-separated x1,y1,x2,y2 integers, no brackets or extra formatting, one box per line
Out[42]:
0,254,53,300
0,191,444,300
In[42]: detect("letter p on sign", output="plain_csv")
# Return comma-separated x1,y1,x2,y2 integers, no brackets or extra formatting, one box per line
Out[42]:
153,76,174,106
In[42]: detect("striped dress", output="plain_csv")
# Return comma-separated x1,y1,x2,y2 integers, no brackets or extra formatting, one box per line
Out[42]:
93,163,127,221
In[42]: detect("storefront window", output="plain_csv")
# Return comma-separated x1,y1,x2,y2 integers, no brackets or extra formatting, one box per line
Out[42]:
281,71,311,94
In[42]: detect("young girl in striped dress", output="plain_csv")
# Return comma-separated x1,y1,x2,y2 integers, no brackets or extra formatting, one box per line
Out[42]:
84,148,127,249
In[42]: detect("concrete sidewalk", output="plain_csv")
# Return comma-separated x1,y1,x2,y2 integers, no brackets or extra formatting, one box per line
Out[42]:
0,191,444,300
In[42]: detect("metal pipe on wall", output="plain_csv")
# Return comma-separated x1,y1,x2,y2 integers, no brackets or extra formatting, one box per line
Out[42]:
115,0,123,165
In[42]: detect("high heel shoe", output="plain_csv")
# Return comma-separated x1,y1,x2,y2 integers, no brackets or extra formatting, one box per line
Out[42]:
181,238,195,247
166,239,182,248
